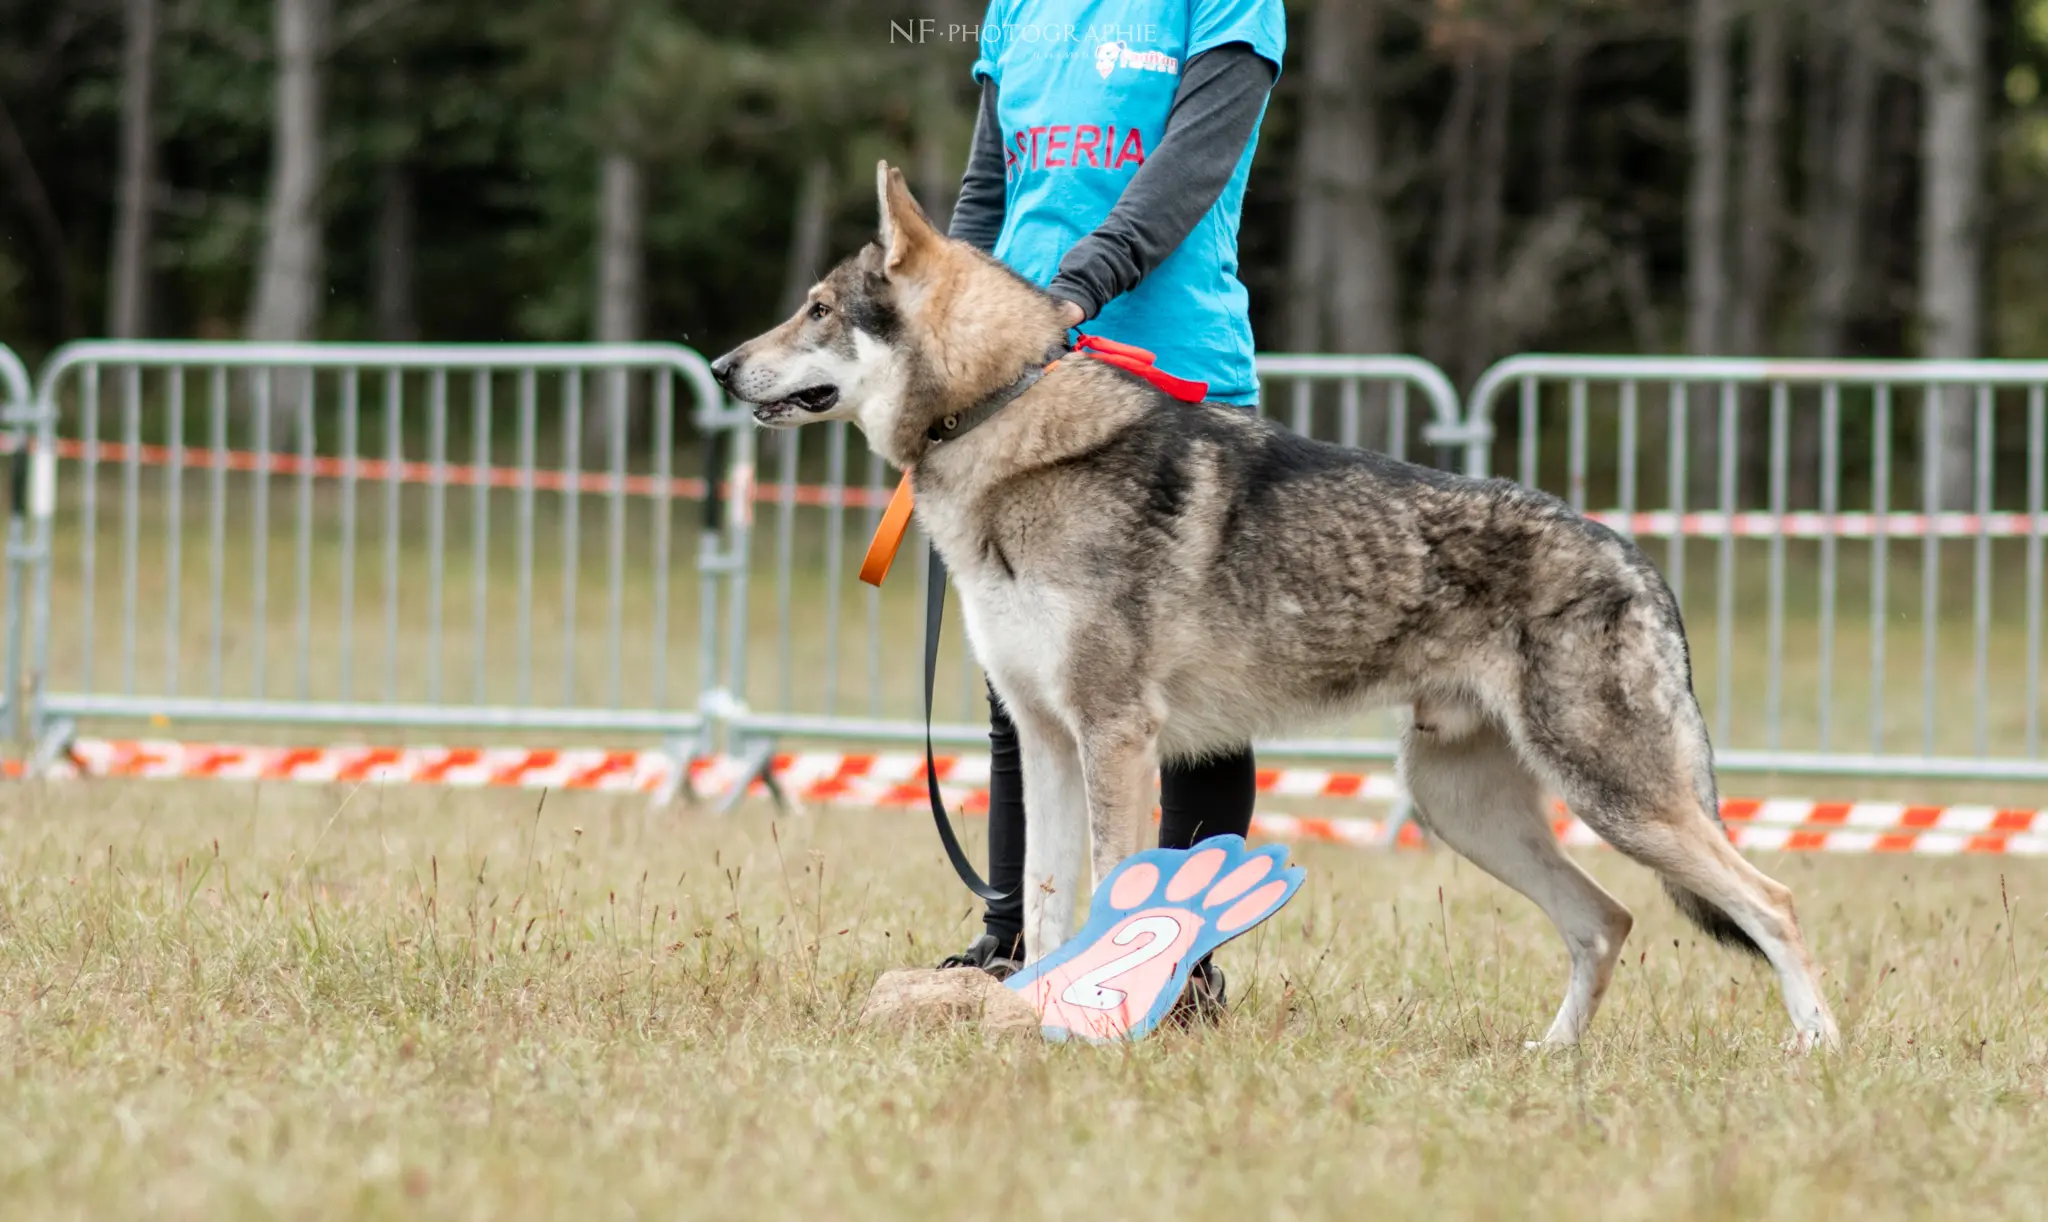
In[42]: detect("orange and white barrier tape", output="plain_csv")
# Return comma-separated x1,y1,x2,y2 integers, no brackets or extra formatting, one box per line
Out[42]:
1583,508,2048,540
61,738,679,793
26,739,2048,857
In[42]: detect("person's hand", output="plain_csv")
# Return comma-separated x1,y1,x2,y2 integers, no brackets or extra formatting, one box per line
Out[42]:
1056,299,1085,329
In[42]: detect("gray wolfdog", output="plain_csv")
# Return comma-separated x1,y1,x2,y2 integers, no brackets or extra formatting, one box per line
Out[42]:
712,162,1839,1051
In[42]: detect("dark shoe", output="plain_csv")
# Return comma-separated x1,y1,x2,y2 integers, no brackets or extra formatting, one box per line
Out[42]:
937,932,1023,981
1168,957,1227,1026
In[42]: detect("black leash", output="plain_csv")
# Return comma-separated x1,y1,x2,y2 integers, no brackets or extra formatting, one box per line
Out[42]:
909,352,1064,903
923,545,1010,902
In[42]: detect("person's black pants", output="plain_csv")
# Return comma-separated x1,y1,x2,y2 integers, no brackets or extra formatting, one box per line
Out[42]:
980,681,1256,953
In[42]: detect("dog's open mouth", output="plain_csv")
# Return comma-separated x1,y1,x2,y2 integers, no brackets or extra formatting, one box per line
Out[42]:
758,385,839,420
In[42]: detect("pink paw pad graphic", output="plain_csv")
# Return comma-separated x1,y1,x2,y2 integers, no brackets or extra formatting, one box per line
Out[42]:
1007,835,1305,1042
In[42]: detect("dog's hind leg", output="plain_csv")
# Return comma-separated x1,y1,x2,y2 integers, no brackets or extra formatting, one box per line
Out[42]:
1400,705,1635,1047
1010,702,1090,962
1515,672,1839,1050
1568,785,1839,1051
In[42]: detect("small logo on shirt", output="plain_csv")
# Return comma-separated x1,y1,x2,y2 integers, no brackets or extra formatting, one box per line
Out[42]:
1094,40,1180,80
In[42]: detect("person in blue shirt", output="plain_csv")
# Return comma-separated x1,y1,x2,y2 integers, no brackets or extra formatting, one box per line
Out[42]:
937,1,1285,1016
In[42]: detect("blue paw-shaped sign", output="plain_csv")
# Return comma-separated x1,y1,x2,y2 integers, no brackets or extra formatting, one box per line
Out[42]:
1006,835,1304,1042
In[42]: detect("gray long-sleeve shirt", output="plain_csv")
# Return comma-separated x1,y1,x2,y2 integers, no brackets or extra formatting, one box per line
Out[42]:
946,42,1277,322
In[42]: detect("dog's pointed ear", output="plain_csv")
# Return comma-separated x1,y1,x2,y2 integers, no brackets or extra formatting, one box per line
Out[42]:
875,160,937,275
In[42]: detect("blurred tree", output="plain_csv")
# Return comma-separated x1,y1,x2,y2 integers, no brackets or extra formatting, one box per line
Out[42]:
109,0,158,337
1418,20,1481,374
1728,0,1783,361
1687,0,1730,361
914,0,974,226
366,57,417,342
1687,0,1731,501
1804,0,1880,360
1993,0,2048,356
780,158,834,316
245,0,327,345
1285,0,1399,359
1459,29,1512,386
1923,0,1987,508
0,2,97,344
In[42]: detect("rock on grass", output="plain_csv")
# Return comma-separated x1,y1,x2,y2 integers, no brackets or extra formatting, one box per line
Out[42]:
858,968,1041,1038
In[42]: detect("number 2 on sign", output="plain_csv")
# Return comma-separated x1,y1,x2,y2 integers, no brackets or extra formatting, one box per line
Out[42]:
1057,914,1185,1010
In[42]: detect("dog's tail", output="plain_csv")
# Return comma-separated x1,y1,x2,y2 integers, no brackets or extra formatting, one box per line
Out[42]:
1661,878,1765,957
1657,752,1767,958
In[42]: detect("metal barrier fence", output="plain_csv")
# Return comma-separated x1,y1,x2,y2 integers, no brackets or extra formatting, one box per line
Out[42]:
717,355,1467,789
1,343,34,742
1465,356,2047,781
5,343,2046,794
20,342,751,782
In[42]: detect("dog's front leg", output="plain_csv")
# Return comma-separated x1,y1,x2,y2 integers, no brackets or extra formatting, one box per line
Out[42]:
1010,703,1089,962
1073,699,1161,894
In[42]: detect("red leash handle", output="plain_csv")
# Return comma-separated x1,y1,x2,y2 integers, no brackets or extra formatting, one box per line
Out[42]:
1072,334,1154,362
1083,351,1209,402
1073,334,1209,402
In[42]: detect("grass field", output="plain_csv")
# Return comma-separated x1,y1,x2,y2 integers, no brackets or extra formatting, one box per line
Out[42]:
3,778,2046,1220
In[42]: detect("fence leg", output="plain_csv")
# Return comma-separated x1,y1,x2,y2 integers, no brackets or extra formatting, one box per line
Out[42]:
713,736,793,816
1380,794,1420,851
647,731,709,812
3,441,28,759
30,716,76,779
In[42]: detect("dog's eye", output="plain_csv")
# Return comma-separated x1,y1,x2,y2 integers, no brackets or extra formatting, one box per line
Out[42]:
807,301,831,321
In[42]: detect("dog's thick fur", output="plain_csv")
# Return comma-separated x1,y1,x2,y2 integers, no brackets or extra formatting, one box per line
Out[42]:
712,163,1839,1050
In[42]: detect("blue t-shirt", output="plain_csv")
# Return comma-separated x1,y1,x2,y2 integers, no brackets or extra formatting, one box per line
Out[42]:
972,1,1284,405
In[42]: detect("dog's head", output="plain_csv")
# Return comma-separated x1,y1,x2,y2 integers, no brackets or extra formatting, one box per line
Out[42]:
711,161,1065,466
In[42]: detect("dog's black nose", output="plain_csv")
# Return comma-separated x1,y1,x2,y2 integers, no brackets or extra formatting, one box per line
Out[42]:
710,349,740,388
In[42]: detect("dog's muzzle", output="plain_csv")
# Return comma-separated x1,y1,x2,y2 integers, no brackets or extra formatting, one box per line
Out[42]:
710,350,841,425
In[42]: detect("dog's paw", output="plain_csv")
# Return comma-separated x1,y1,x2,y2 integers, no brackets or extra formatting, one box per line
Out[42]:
1007,836,1303,1042
1783,1026,1841,1056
